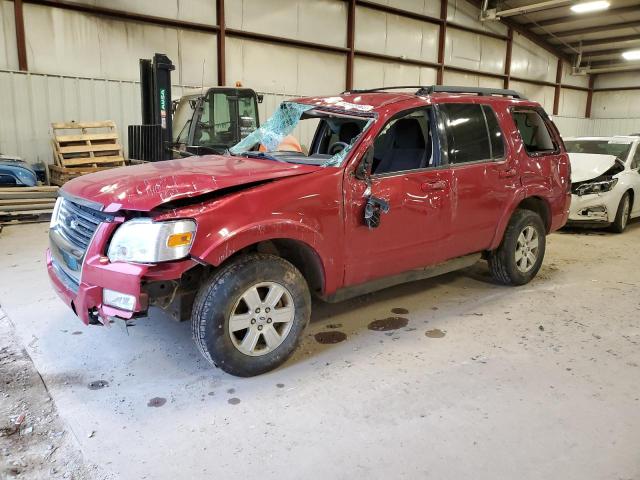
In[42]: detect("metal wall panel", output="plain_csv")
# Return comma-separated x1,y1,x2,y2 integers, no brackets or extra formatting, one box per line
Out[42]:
225,37,345,96
0,1,18,70
559,88,588,118
510,33,556,84
510,80,555,111
226,0,347,48
447,0,507,35
23,4,217,85
355,7,440,63
354,57,437,89
60,0,216,25
445,27,506,75
592,91,640,118
363,0,440,17
443,70,503,89
594,72,640,89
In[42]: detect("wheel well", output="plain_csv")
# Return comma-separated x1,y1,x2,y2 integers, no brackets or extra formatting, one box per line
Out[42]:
517,196,551,232
233,239,325,295
626,189,634,210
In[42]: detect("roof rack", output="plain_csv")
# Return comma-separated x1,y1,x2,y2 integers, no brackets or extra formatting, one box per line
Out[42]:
342,85,526,100
342,86,427,94
418,85,527,99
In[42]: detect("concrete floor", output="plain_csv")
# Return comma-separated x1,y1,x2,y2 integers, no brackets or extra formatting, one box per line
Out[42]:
0,222,639,480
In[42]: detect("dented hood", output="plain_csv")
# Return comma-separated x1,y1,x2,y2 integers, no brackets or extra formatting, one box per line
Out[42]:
62,155,321,212
569,153,618,183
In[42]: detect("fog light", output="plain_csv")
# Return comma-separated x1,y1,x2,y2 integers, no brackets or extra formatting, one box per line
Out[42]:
103,289,136,311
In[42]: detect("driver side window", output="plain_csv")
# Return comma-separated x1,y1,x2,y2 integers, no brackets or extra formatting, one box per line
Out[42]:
372,109,432,175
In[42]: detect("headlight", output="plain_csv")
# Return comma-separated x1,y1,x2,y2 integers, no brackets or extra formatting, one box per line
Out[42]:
107,218,196,263
50,197,63,228
575,178,618,196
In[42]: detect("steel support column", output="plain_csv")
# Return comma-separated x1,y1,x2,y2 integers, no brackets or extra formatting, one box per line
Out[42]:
216,0,226,86
14,0,28,71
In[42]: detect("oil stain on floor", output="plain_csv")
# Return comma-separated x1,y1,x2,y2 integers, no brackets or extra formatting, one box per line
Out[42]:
425,329,446,338
391,307,409,315
314,331,347,344
87,380,108,390
147,397,166,407
228,398,241,405
368,317,409,331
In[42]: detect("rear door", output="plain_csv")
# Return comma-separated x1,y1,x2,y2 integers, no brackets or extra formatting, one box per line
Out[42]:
436,102,517,256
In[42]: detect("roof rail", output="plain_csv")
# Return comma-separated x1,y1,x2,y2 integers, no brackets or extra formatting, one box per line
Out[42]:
417,85,527,99
342,86,427,94
342,85,527,99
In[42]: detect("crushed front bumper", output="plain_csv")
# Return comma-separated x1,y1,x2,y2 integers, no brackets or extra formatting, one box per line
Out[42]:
568,192,616,225
47,222,196,325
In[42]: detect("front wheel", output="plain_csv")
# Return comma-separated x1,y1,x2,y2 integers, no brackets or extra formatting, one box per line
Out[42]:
610,192,631,233
192,253,311,377
489,209,546,286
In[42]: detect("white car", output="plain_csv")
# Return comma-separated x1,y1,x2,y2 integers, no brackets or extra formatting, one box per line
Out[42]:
564,136,640,232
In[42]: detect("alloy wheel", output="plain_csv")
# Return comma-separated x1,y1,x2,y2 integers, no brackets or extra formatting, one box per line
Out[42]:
228,282,295,356
515,225,539,273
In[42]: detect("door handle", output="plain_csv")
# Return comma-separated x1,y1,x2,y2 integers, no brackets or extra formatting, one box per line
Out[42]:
421,180,447,192
498,168,517,178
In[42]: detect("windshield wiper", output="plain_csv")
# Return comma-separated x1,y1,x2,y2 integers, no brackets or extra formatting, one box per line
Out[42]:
241,151,286,162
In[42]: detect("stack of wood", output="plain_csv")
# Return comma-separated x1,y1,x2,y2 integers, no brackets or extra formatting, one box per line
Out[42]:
0,186,59,225
49,120,125,186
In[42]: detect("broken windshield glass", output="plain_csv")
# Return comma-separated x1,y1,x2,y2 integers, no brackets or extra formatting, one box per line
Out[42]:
229,101,373,167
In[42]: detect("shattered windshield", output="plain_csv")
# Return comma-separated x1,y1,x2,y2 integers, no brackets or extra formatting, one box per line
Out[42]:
564,139,632,160
229,101,373,167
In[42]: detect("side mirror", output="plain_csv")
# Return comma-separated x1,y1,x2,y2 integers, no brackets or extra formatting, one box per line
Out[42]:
257,94,264,104
355,147,374,180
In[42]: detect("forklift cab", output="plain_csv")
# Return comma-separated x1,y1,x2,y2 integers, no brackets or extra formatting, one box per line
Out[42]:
172,88,261,156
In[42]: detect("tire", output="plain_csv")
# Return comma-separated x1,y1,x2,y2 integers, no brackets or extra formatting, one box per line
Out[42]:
191,253,311,377
610,192,631,234
489,209,546,286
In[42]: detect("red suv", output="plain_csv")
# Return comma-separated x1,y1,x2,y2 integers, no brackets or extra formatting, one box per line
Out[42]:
47,86,571,376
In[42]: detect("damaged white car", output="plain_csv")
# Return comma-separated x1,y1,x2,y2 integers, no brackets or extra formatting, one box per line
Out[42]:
564,136,640,232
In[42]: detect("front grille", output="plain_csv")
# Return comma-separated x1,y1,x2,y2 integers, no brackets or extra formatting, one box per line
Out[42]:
51,257,80,293
57,198,112,251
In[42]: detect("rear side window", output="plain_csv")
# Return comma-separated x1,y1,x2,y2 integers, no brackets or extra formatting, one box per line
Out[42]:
512,109,556,155
439,104,490,164
482,105,505,160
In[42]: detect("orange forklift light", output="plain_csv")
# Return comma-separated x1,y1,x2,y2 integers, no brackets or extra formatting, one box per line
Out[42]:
166,232,193,248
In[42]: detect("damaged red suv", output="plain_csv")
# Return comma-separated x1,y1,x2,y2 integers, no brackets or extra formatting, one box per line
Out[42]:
47,86,571,376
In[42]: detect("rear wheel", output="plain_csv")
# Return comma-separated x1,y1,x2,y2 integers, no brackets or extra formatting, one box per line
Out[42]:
489,209,546,286
192,253,311,377
610,192,631,233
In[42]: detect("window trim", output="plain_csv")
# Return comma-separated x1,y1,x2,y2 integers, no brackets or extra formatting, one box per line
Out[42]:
481,104,506,162
369,106,440,179
510,107,560,158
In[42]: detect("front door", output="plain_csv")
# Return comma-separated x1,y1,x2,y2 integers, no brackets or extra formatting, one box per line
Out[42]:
343,108,453,287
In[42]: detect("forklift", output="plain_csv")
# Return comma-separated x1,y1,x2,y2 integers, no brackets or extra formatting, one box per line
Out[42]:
128,53,262,162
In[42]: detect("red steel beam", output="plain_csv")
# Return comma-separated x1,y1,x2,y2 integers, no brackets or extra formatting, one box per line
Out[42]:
346,0,355,90
436,0,447,85
585,75,595,118
553,59,562,116
14,0,28,70
504,27,513,89
216,0,225,86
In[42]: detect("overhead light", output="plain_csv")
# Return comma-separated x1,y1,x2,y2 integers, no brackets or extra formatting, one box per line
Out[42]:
622,50,640,61
570,1,610,13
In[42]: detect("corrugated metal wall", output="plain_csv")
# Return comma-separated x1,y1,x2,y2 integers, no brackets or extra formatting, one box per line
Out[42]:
1,0,638,166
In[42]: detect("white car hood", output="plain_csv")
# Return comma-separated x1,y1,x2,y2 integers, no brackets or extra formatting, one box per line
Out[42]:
569,153,618,183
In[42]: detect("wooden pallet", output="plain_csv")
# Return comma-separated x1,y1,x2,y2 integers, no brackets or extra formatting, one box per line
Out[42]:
50,120,125,186
0,186,59,225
